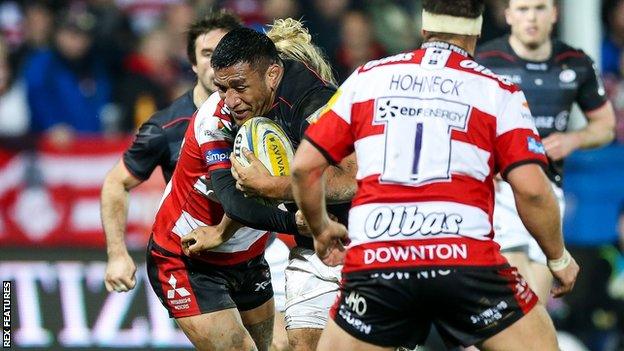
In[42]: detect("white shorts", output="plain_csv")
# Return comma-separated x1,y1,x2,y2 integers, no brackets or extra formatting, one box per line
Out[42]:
265,236,290,312
493,181,565,264
284,247,342,330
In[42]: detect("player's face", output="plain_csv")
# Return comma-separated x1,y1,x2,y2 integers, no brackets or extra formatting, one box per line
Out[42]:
192,29,229,94
506,0,557,49
213,62,281,125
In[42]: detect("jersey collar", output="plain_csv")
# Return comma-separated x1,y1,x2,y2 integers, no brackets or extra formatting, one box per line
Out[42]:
505,35,552,71
421,41,472,58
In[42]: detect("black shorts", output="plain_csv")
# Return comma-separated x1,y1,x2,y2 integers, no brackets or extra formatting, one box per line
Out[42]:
146,238,273,318
331,265,538,348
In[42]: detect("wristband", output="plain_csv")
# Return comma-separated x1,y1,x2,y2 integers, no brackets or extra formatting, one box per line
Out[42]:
547,249,571,271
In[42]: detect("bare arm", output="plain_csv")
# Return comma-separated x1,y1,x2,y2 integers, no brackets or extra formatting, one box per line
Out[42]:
542,101,616,161
232,149,357,203
292,140,347,266
181,214,244,255
100,160,143,292
506,164,579,296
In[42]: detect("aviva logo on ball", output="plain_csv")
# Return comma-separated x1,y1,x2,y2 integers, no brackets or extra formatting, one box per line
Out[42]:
234,117,295,205
263,132,290,176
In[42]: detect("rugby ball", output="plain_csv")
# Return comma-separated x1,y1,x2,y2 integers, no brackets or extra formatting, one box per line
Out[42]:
233,117,295,204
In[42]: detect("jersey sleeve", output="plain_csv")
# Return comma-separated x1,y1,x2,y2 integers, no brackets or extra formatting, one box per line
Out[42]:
195,115,234,172
122,122,168,180
304,71,358,164
494,90,549,179
576,55,608,112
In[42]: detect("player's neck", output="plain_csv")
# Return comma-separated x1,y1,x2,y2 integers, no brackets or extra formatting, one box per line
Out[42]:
508,35,552,62
425,37,477,56
193,84,210,108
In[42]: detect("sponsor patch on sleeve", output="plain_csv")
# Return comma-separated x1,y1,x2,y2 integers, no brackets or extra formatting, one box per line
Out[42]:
527,136,545,154
204,147,231,165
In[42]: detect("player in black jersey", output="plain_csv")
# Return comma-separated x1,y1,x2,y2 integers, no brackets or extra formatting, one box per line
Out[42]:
100,12,242,294
188,23,357,351
476,0,616,305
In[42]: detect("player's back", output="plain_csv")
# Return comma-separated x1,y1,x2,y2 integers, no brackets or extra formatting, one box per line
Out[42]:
151,93,269,265
318,42,547,273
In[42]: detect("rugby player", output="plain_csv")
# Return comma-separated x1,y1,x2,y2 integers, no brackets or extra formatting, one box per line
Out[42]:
291,0,580,350
101,10,242,295
476,0,616,304
102,12,295,351
187,22,357,351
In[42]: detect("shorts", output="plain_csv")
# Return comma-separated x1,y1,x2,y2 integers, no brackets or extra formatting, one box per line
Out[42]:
331,265,538,348
265,235,290,312
493,181,565,264
146,238,273,318
284,247,342,329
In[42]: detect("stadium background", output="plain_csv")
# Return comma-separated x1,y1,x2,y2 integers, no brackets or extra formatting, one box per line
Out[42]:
0,0,622,350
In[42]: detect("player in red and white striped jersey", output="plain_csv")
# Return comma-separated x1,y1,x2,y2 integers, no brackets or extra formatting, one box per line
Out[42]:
292,1,579,350
147,91,302,351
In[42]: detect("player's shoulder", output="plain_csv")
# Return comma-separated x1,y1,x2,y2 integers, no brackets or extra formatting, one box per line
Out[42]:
279,60,336,100
358,51,420,74
451,56,520,93
147,90,195,129
475,36,517,64
194,92,234,142
552,39,594,66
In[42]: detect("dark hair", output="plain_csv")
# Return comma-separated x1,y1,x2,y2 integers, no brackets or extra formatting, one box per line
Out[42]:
186,10,243,66
211,28,280,73
422,0,485,19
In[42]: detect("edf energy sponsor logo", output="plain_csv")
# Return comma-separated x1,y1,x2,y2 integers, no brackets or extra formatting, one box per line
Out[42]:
375,97,470,131
363,244,468,265
364,205,463,239
204,148,230,165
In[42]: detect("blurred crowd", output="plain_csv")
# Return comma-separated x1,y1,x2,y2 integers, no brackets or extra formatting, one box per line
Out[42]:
1,0,623,147
0,0,623,350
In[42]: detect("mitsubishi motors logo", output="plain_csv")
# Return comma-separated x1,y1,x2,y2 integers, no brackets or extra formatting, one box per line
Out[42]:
166,275,190,299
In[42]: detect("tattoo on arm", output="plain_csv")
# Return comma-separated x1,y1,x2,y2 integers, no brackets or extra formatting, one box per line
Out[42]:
325,158,357,202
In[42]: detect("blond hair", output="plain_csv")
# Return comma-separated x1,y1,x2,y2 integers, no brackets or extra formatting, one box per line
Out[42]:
266,18,336,85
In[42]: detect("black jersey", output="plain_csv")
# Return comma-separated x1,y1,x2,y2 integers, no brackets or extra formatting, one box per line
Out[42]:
266,59,350,249
267,59,336,149
123,90,195,183
476,36,608,186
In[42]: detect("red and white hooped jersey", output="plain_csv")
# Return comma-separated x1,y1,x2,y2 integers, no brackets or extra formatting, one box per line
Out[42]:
151,92,268,265
305,42,548,273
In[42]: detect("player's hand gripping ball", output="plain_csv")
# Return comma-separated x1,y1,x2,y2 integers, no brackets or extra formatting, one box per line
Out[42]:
233,117,295,205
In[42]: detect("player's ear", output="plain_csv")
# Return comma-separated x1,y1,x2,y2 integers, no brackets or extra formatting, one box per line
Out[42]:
504,8,512,26
266,63,282,90
551,4,558,25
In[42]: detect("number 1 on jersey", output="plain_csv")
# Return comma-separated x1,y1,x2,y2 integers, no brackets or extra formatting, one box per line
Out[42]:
374,97,471,186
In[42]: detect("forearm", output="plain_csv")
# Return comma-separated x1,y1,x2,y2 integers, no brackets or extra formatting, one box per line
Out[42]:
217,214,244,241
573,102,616,149
292,165,329,236
570,118,615,149
262,176,292,200
512,182,564,260
211,169,299,234
100,180,130,257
